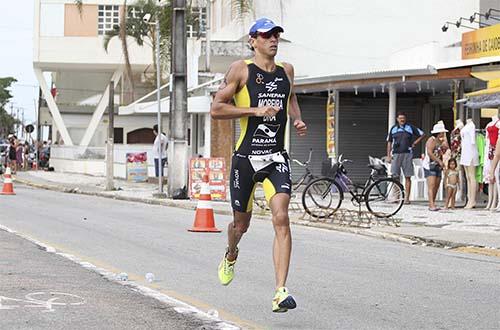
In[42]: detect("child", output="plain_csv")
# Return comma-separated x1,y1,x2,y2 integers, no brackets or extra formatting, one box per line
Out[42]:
444,158,459,209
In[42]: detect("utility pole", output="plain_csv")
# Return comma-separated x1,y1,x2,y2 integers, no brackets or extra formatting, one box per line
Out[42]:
205,0,211,72
21,108,25,139
36,88,42,170
168,0,189,198
106,81,115,191
154,16,166,198
16,107,19,137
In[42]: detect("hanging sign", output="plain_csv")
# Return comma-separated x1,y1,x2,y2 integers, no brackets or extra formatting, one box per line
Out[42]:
326,91,336,159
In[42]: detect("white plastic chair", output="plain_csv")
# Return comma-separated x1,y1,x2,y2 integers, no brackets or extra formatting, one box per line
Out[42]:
408,158,427,201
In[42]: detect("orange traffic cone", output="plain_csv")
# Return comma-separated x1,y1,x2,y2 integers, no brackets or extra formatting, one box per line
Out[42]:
188,174,221,232
1,167,16,195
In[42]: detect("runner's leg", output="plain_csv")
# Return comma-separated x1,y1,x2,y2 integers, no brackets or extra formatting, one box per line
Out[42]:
226,211,251,261
227,154,255,260
269,193,291,288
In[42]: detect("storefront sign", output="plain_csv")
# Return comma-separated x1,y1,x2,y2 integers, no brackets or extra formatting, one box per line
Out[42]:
326,92,336,158
126,152,148,182
462,23,500,59
189,157,227,201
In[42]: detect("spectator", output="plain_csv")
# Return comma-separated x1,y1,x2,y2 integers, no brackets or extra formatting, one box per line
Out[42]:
8,137,17,173
152,124,168,178
386,111,425,204
23,141,30,170
444,158,459,209
16,140,23,170
423,121,449,211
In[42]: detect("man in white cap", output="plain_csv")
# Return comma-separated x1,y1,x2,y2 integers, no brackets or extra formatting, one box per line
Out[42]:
211,17,306,312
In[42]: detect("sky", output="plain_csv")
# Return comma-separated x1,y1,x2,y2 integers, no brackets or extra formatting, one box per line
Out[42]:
0,1,38,124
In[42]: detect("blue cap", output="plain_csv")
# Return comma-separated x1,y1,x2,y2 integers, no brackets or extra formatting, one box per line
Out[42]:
249,18,284,35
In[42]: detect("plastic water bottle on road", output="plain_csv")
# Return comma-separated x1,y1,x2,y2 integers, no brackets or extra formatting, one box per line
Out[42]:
145,273,155,283
117,272,128,281
207,309,219,318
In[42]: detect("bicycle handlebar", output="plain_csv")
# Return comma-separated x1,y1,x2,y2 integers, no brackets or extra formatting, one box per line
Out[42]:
292,159,305,167
291,149,313,167
306,148,313,164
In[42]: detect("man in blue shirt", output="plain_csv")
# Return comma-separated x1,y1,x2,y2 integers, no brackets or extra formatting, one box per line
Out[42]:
386,112,425,204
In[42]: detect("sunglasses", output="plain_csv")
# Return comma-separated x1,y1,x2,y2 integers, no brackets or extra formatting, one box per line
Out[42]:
253,31,281,39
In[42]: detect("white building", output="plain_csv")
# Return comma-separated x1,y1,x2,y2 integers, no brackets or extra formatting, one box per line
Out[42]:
208,0,477,76
121,0,497,186
34,0,500,194
33,0,157,148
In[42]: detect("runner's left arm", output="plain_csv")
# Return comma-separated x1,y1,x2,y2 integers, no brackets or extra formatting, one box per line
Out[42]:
283,63,307,137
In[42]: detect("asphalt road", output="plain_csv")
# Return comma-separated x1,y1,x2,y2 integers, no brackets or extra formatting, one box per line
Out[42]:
2,184,500,329
0,229,216,330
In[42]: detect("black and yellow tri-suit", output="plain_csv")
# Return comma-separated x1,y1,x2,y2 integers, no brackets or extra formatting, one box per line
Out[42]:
230,60,292,212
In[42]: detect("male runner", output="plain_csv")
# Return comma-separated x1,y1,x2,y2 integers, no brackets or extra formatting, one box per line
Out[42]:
210,18,307,313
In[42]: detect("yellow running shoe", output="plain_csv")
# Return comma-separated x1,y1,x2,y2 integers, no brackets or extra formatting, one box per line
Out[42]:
272,287,297,313
218,248,238,286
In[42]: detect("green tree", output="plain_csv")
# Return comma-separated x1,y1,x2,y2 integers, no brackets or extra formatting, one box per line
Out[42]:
103,0,172,88
0,77,18,138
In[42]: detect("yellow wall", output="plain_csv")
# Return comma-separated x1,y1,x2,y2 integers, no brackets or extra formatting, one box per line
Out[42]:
64,4,98,37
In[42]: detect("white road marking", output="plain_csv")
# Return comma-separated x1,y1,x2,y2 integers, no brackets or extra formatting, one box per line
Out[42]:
0,292,85,312
0,224,240,329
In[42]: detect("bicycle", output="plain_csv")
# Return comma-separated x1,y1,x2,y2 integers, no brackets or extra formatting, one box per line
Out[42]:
291,148,315,191
253,149,316,210
301,155,405,218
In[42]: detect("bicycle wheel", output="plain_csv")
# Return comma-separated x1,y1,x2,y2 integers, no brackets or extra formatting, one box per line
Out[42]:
365,178,404,218
302,177,343,218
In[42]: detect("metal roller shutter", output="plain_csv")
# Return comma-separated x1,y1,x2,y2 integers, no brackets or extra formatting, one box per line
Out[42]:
338,93,423,184
289,95,328,181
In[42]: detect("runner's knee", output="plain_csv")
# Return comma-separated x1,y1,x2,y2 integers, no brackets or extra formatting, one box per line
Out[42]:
272,211,289,228
234,221,250,234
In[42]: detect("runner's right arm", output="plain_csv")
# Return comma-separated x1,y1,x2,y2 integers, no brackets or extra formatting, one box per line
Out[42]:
210,61,279,119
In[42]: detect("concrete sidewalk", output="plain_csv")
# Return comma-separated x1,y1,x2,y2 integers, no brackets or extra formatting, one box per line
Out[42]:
10,170,500,251
0,229,235,330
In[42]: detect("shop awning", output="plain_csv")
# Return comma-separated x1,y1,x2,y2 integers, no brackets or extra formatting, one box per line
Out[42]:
118,76,223,115
464,78,500,108
465,85,500,108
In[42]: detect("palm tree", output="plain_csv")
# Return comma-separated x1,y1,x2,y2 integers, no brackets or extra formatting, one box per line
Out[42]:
74,0,253,101
231,0,253,20
74,0,136,100
103,0,171,90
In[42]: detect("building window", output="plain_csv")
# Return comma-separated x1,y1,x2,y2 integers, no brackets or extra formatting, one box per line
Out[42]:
114,128,124,144
98,5,120,35
188,6,207,38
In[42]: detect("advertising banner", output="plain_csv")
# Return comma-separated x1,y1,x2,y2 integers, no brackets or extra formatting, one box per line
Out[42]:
189,157,227,200
462,24,500,59
126,152,148,182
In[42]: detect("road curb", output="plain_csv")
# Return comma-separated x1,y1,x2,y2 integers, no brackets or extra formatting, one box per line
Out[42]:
14,177,500,254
